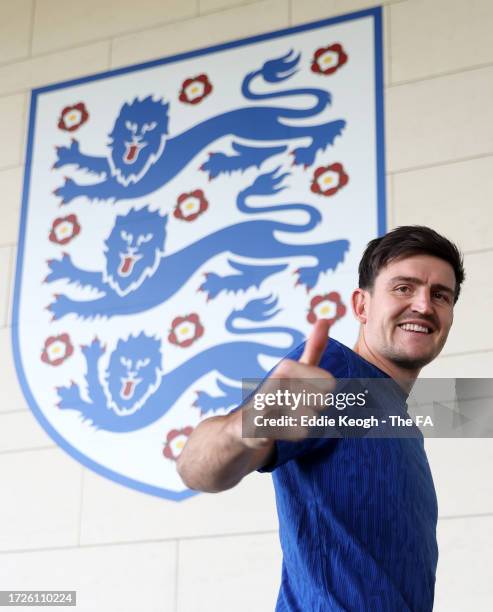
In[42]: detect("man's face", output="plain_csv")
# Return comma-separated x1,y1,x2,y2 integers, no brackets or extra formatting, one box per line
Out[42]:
360,254,456,370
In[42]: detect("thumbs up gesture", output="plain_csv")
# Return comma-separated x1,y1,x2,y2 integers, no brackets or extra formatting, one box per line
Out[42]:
283,318,334,375
241,319,337,447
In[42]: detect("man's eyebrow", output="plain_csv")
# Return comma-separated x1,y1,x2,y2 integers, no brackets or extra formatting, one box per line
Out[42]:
387,276,455,295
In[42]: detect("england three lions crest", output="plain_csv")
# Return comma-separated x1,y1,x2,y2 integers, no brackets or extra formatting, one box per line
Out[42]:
13,10,385,500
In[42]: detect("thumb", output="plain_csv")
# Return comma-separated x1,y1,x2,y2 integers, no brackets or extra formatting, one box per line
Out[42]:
299,319,330,366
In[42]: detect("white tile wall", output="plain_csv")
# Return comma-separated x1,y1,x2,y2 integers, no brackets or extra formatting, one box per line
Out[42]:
6,247,16,328
426,439,493,517
0,94,27,170
434,515,493,610
0,411,54,453
441,251,493,356
0,1,33,65
391,0,493,84
199,0,252,14
32,0,197,55
0,541,177,612
0,42,110,98
291,0,396,24
177,532,281,612
0,247,11,327
80,468,278,545
387,66,493,172
393,155,493,253
421,351,493,378
0,448,82,551
0,167,23,245
0,0,492,608
0,327,29,413
111,0,290,69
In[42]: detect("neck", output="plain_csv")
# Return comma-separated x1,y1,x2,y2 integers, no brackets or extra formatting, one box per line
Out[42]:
353,331,419,395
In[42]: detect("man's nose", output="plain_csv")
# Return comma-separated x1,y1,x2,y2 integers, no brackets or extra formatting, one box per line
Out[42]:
410,289,434,315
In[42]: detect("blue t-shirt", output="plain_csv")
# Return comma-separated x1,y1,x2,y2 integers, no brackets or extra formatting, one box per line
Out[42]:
258,337,438,612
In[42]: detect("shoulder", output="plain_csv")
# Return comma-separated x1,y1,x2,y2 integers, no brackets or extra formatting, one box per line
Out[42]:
284,336,351,378
284,336,389,379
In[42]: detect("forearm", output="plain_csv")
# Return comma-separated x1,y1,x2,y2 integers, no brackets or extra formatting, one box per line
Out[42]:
176,409,275,493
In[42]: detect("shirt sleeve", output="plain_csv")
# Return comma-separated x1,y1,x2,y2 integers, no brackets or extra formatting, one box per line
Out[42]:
257,437,339,472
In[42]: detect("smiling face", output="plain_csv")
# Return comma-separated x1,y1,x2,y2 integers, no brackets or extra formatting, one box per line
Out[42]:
353,254,456,373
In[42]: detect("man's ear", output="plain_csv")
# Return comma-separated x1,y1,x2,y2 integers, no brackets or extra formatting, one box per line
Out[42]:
352,288,369,324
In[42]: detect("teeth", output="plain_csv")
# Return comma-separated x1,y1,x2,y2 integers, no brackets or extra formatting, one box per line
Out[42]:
399,323,430,334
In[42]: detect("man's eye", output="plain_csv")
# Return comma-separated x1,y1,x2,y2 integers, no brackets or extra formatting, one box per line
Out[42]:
433,292,449,302
395,286,410,293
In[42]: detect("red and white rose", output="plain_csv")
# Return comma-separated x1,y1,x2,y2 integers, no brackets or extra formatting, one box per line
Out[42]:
57,102,89,132
307,292,346,326
163,426,194,461
49,214,81,245
168,314,204,348
311,43,348,75
179,74,213,105
41,333,74,366
310,163,349,197
173,189,209,222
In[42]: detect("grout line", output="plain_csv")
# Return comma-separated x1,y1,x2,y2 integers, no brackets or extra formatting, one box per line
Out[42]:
0,0,402,75
174,540,180,612
462,247,493,256
0,529,279,555
291,0,410,27
439,347,493,359
0,408,28,416
0,4,230,72
0,0,271,91
199,0,264,18
0,445,55,456
389,59,493,89
389,151,493,176
439,512,493,521
0,23,177,73
1,513,492,556
0,1,489,95
0,163,24,173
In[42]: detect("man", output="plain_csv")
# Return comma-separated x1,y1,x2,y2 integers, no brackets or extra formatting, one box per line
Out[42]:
177,225,465,611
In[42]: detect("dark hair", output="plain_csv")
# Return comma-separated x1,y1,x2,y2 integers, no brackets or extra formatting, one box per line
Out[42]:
358,225,465,303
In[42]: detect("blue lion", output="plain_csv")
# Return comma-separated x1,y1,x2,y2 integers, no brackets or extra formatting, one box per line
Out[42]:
56,295,304,431
46,169,350,319
53,51,345,204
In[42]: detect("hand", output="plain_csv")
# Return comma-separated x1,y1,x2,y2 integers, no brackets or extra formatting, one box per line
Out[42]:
239,319,336,447
275,317,333,376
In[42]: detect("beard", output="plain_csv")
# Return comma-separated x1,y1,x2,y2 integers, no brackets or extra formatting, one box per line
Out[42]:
384,349,435,370
382,337,444,370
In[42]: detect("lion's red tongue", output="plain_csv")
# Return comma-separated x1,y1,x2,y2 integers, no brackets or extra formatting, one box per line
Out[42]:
121,380,135,399
124,144,139,163
119,256,134,276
